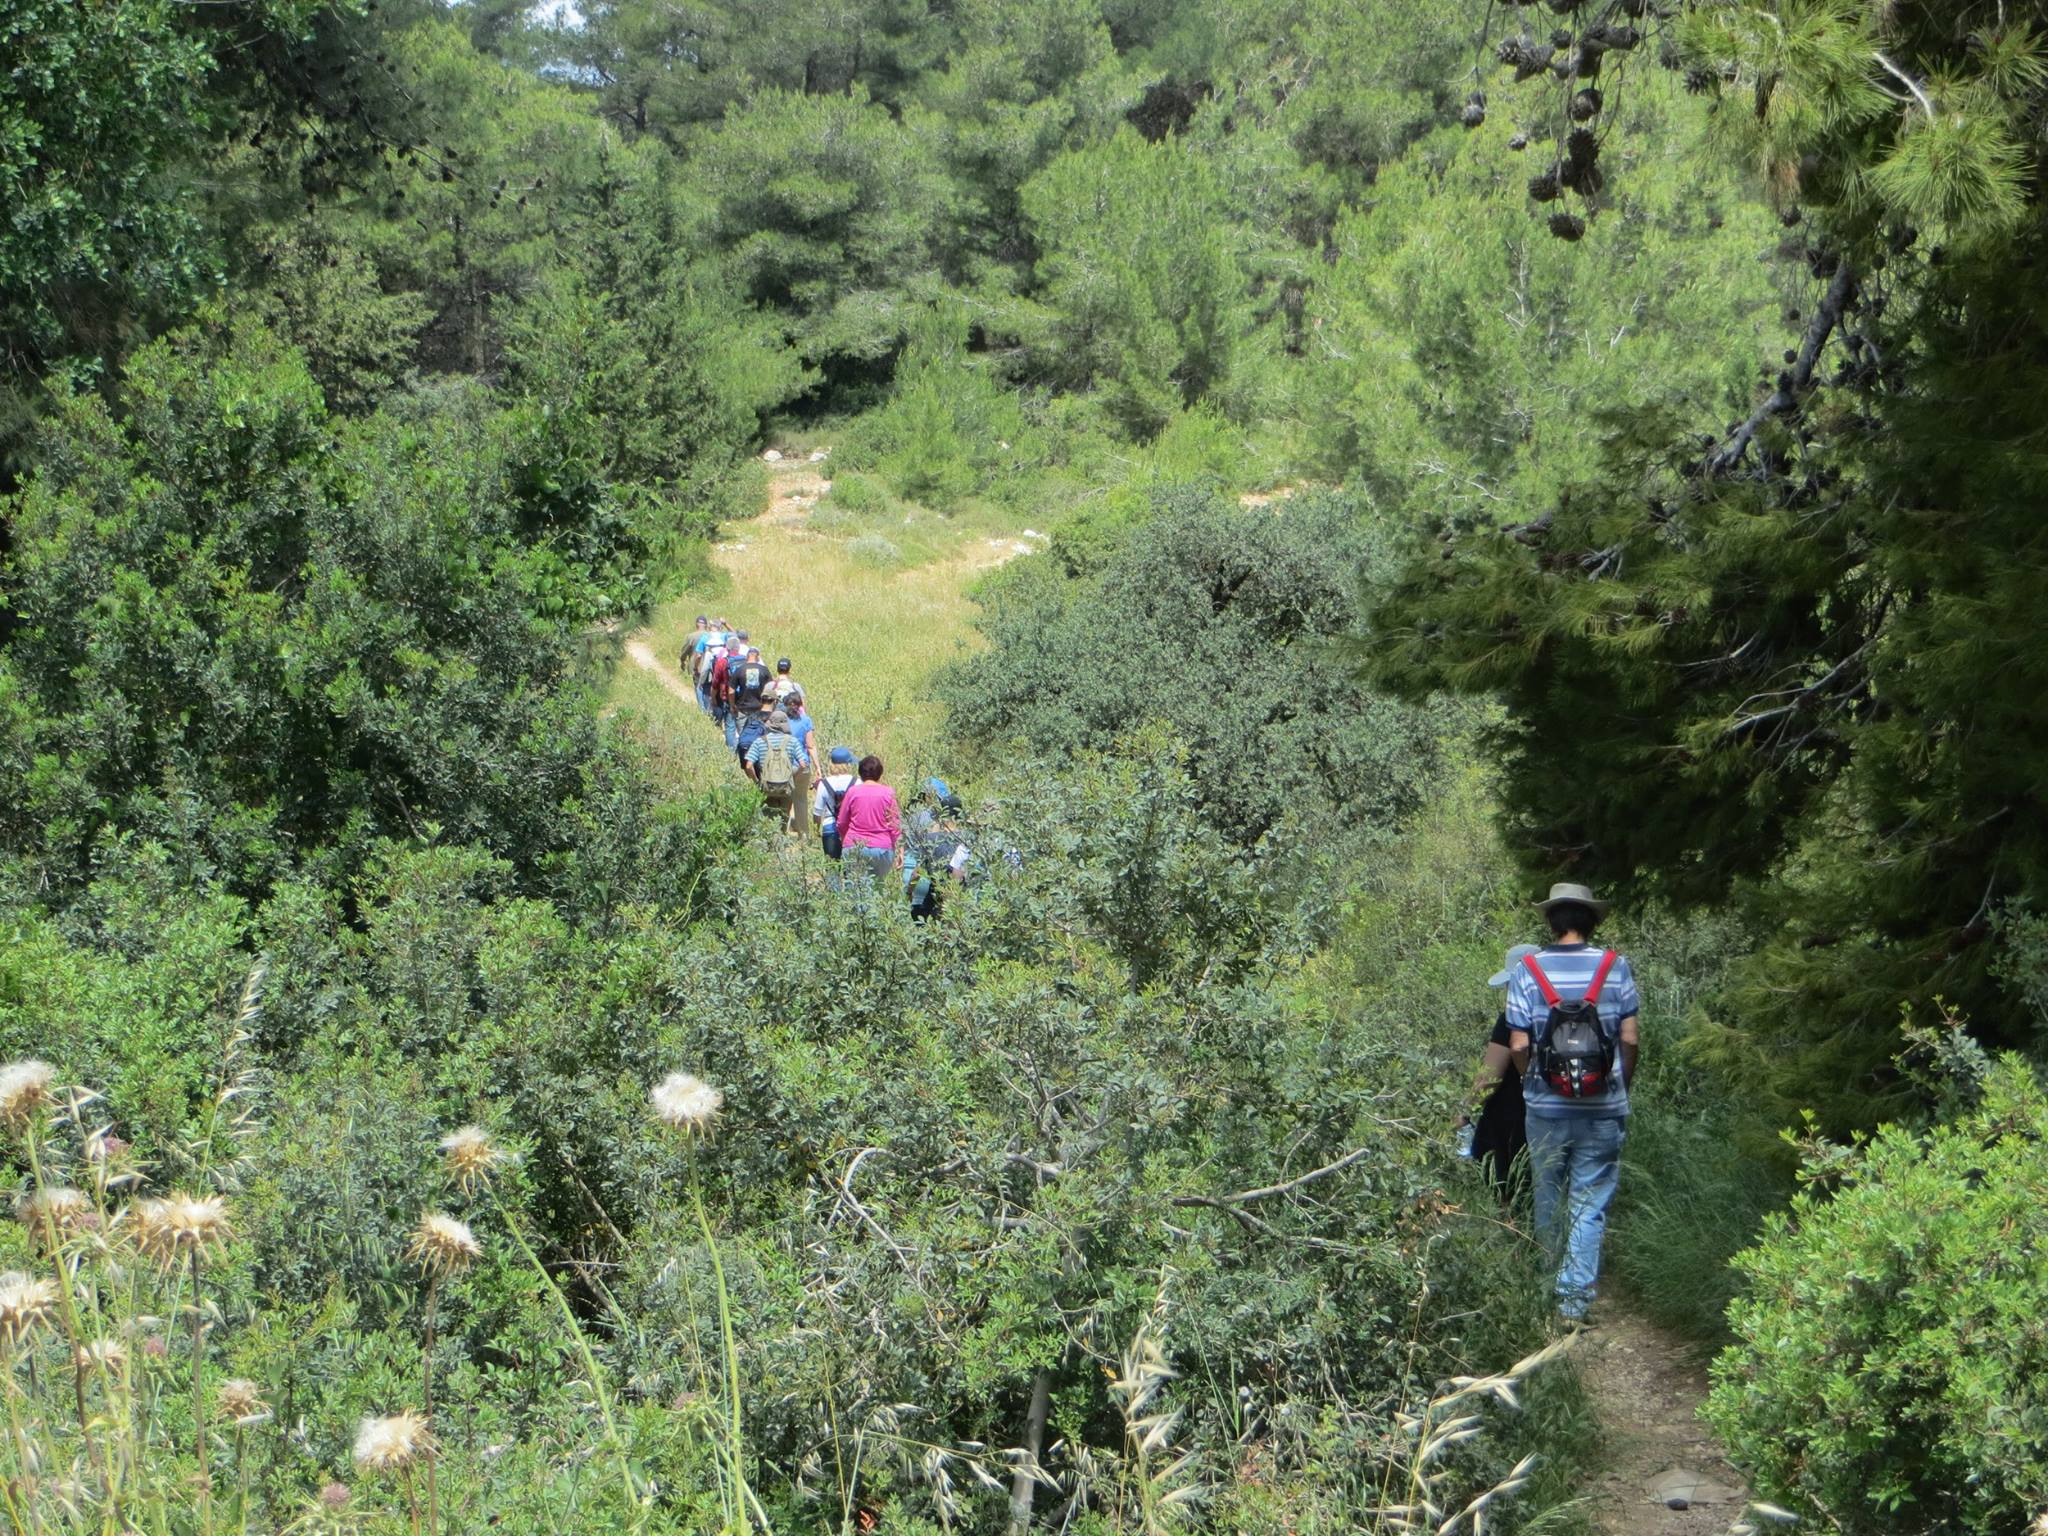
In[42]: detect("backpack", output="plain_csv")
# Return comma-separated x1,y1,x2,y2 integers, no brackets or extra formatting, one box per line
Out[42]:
759,735,794,793
1523,950,1619,1099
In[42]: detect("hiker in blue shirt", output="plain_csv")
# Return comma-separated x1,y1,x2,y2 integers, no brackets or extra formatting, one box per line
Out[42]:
1504,882,1641,1324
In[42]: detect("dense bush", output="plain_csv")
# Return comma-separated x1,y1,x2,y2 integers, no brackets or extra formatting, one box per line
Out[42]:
1705,1057,2048,1534
943,485,1453,846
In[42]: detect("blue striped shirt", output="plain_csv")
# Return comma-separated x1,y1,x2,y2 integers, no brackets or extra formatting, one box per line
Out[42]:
1504,943,1640,1119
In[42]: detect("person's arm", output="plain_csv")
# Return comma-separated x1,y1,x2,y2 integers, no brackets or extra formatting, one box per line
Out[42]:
1508,1031,1531,1077
1457,1042,1514,1125
1619,1015,1639,1087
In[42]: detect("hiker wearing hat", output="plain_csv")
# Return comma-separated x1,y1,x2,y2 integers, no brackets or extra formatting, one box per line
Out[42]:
1456,944,1537,1203
1503,883,1641,1324
745,706,805,834
813,748,858,860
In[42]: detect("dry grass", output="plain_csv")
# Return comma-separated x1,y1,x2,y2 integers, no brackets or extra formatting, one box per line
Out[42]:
613,461,1038,786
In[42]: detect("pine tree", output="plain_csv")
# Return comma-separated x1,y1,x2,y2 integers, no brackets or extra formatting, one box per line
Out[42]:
1369,1,2048,1129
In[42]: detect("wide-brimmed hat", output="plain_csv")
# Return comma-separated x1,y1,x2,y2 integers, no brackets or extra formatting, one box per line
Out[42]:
767,710,789,729
1536,882,1610,919
1488,943,1542,987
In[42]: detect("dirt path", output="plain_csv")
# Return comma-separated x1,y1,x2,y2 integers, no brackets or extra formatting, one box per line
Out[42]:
624,637,697,706
1577,1304,1747,1535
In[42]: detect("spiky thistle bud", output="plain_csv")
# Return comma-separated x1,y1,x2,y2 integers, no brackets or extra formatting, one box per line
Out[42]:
406,1213,481,1278
437,1126,506,1195
0,1271,58,1346
0,1061,55,1131
354,1411,437,1473
650,1072,724,1135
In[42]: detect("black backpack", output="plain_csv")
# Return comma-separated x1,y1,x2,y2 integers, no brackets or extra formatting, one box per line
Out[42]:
1524,950,1619,1099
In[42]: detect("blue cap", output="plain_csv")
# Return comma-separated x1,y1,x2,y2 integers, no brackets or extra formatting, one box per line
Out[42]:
829,747,855,765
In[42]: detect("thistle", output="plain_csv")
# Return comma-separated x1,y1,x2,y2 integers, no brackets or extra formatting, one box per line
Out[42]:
133,1193,233,1268
355,1410,437,1473
218,1379,270,1426
406,1214,481,1279
437,1125,507,1196
15,1186,98,1246
0,1271,58,1346
650,1071,724,1135
0,1060,55,1132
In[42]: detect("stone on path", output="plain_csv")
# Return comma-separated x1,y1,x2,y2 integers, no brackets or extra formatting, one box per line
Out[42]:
763,449,783,462
1648,1469,1742,1511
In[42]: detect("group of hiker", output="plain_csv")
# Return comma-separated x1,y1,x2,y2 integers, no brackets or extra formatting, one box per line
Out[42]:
682,616,973,918
1456,882,1641,1327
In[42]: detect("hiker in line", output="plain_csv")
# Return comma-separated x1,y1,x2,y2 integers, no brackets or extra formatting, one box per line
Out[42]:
813,748,858,860
769,656,801,705
746,708,806,835
735,693,774,772
730,646,772,719
1504,883,1640,1325
713,635,745,748
835,755,901,885
1458,943,1536,1203
688,617,721,715
902,778,971,922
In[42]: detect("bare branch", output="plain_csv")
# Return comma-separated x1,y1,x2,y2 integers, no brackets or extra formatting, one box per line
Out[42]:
1705,262,1858,478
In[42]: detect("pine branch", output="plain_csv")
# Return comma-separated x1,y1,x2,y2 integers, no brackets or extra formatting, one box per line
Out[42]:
1704,262,1858,478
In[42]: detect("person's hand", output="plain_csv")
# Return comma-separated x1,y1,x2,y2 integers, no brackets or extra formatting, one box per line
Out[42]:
1453,1113,1472,1131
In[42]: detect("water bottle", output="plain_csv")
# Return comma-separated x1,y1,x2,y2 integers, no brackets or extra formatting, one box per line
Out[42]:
1454,1123,1476,1160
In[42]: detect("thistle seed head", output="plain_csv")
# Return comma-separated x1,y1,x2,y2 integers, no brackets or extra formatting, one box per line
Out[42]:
218,1379,271,1426
0,1061,55,1130
320,1483,352,1508
0,1271,58,1345
134,1193,233,1267
17,1186,98,1245
354,1411,437,1473
407,1213,481,1278
437,1126,506,1195
77,1337,128,1373
650,1072,724,1135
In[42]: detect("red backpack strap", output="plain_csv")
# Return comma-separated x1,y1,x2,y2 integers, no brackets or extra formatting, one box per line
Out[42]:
1521,953,1561,1007
1583,949,1619,1004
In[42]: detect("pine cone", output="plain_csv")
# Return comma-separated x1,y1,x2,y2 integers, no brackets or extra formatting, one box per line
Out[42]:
1548,211,1587,241
1550,27,1574,47
1461,102,1487,127
1509,133,1530,151
1565,126,1598,165
1580,23,1640,52
1528,168,1563,202
1569,87,1603,120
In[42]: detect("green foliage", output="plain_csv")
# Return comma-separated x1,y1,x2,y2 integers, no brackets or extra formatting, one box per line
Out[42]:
1013,129,1279,438
1705,1057,2048,1534
945,485,1451,846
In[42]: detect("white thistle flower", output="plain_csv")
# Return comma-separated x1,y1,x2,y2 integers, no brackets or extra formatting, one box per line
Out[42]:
649,1072,724,1134
437,1126,507,1195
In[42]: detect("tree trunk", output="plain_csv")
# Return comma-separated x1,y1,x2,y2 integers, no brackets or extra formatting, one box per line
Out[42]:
1005,1365,1053,1536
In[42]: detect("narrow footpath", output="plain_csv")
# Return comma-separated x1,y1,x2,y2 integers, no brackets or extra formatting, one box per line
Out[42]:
1578,1305,1748,1536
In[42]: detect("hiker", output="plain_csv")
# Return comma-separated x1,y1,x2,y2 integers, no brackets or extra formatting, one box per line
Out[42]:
730,646,773,719
712,636,745,747
813,748,858,859
689,617,723,715
746,708,806,834
735,693,774,771
782,688,817,764
1504,883,1640,1324
902,778,971,921
835,755,901,885
1458,944,1536,1202
769,657,801,704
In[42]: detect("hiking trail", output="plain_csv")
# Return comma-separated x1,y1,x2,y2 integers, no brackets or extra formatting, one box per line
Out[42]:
1575,1302,1747,1536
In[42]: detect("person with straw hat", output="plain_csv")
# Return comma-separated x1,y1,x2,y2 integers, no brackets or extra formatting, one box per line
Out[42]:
1503,882,1640,1324
1456,943,1538,1202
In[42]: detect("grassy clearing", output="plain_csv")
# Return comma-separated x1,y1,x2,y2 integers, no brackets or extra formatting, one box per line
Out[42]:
611,456,1040,787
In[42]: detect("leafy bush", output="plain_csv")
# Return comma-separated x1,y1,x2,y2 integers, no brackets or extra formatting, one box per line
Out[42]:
943,484,1454,846
1705,1057,2048,1534
848,533,905,568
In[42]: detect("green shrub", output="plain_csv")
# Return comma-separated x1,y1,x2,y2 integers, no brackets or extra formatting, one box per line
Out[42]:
1704,1057,2048,1534
826,469,894,515
848,533,904,568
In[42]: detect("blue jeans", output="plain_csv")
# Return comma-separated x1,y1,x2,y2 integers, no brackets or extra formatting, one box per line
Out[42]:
695,678,713,714
1526,1114,1625,1319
